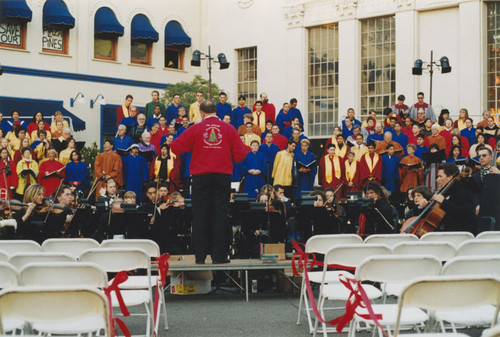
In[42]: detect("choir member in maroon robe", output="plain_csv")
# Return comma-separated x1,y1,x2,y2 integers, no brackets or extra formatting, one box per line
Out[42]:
116,94,134,126
271,124,288,150
0,147,17,199
335,134,350,164
359,141,383,185
318,144,343,189
94,140,123,196
343,151,361,196
38,149,65,196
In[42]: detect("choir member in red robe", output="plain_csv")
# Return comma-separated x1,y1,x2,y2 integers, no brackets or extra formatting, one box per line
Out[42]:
116,94,134,126
359,142,383,185
318,144,343,189
271,124,288,150
343,151,361,197
94,140,123,196
0,148,17,199
335,134,350,164
38,149,65,196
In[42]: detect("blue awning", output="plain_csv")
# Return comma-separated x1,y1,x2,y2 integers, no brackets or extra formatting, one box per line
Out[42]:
0,0,32,21
164,21,191,47
94,7,123,36
131,14,158,42
0,96,85,131
43,0,75,28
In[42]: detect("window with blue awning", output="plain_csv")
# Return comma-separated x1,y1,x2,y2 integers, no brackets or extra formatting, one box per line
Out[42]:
0,96,85,132
164,21,191,47
42,0,74,28
0,0,32,21
131,14,158,42
94,7,123,36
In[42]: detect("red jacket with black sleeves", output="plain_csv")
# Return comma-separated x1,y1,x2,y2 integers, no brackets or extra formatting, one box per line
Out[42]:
170,115,250,176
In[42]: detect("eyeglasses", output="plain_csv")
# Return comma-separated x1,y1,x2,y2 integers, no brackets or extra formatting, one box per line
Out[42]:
478,154,490,158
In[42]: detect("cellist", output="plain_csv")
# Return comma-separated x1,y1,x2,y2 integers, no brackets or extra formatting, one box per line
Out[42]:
414,163,475,232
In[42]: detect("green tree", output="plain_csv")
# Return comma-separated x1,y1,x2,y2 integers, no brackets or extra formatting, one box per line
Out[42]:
160,75,230,108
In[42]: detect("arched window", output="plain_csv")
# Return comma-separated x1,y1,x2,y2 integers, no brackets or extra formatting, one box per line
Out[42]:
130,14,158,65
164,20,191,70
94,7,123,61
42,0,75,54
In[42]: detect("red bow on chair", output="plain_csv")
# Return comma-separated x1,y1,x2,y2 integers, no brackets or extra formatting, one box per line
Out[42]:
104,270,131,337
153,253,170,331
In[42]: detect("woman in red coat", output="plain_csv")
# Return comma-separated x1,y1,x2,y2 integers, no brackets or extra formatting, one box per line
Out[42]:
0,147,17,200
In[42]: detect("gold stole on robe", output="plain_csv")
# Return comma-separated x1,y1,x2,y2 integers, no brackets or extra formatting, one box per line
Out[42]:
330,136,338,147
122,105,130,118
325,155,341,183
336,145,347,158
364,153,379,173
345,160,357,182
154,153,176,181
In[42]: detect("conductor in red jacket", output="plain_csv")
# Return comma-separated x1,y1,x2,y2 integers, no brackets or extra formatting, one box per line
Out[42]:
171,100,249,264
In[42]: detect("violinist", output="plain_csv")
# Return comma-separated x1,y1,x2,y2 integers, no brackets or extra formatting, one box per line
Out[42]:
98,178,119,203
416,163,475,232
94,198,125,242
12,184,46,242
44,185,74,239
358,182,394,235
310,190,341,235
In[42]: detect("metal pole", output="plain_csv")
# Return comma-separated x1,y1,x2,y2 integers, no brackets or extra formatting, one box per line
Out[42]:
429,50,434,106
208,45,212,101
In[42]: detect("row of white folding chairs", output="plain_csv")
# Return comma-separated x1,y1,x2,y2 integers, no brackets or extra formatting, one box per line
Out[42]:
314,254,500,337
298,234,500,334
0,247,159,336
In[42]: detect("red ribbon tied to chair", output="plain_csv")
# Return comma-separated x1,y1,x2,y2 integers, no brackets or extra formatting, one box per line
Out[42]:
153,253,170,330
290,241,387,336
104,270,131,337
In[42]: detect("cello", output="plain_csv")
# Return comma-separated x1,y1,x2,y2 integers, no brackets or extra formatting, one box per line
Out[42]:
400,167,472,237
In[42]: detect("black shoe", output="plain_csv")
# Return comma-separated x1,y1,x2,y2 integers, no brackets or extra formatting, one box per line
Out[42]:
195,260,205,264
212,259,230,264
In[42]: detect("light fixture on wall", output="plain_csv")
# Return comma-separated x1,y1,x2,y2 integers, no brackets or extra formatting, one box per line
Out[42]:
70,92,85,107
90,94,106,109
411,51,452,105
190,45,230,100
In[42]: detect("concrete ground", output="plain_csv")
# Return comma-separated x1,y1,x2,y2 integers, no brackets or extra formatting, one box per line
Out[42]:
120,277,487,337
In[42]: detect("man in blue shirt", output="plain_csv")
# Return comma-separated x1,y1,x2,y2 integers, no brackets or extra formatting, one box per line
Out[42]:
392,122,409,155
258,133,280,172
113,124,134,151
342,108,362,130
166,94,186,125
460,118,477,146
276,99,304,132
342,116,354,139
414,134,429,160
216,92,232,120
231,95,251,130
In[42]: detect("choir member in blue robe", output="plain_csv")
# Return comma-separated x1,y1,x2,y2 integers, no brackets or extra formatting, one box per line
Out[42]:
276,100,304,131
216,92,232,120
231,96,252,130
294,139,317,198
258,133,280,173
392,122,409,155
381,144,400,193
166,95,186,125
113,125,134,151
414,134,429,160
460,120,477,146
241,141,267,198
367,125,385,144
122,145,149,203
65,150,90,193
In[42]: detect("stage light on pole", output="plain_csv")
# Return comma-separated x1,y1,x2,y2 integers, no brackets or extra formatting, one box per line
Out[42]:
190,45,230,99
411,51,452,105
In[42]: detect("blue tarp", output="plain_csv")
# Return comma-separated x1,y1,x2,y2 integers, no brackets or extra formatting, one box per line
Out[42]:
42,0,75,28
0,96,85,131
164,20,191,47
94,7,123,36
0,0,32,21
131,14,158,42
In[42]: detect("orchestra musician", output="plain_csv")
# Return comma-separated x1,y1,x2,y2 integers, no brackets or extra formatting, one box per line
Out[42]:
44,185,74,239
358,182,394,235
12,184,46,242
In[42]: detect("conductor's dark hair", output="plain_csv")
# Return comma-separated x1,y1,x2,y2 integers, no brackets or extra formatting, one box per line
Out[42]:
200,100,217,114
438,162,458,177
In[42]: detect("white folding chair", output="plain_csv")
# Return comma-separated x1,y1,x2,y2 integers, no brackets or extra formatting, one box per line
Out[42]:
438,256,500,332
80,248,153,337
394,276,500,337
483,324,500,337
476,232,500,241
313,244,392,337
0,250,8,262
42,238,100,258
296,234,363,333
351,255,442,337
420,232,474,248
364,234,419,247
19,262,108,335
8,252,76,269
0,286,110,336
456,239,500,256
100,239,167,333
393,241,456,261
0,262,23,334
0,240,41,255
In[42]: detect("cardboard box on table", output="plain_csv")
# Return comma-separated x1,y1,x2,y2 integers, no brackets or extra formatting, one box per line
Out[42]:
168,255,213,295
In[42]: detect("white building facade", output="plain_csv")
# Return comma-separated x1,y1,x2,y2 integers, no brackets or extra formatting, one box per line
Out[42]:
1,0,498,147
